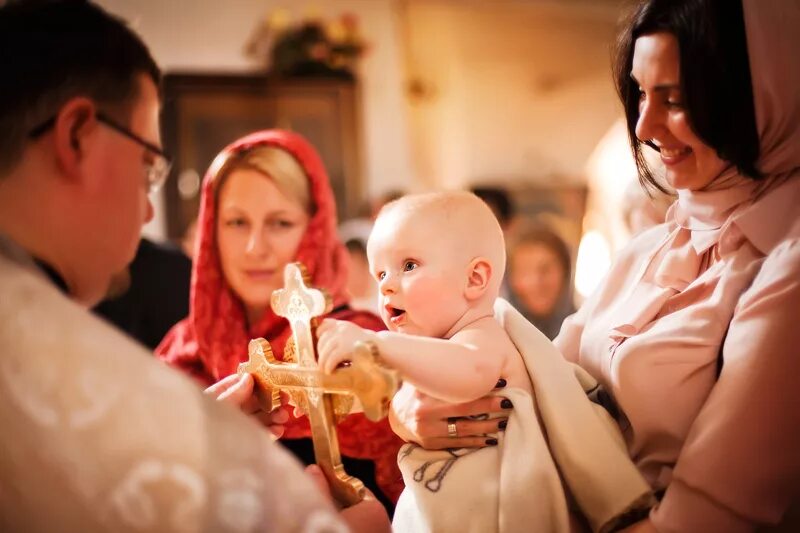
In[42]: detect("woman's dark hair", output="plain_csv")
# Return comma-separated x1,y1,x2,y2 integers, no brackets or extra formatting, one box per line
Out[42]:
614,0,761,192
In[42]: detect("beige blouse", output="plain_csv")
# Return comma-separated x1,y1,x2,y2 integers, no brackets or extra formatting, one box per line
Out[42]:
554,176,800,531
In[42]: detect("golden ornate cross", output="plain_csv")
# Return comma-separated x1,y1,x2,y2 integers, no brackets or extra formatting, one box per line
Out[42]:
238,262,399,507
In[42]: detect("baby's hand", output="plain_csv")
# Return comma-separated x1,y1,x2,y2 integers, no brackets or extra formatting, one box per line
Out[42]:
316,318,377,374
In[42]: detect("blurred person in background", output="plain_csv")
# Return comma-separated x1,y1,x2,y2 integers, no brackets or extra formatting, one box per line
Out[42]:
507,225,575,340
93,237,191,349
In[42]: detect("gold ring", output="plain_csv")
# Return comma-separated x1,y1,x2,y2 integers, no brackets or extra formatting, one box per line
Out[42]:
447,420,458,438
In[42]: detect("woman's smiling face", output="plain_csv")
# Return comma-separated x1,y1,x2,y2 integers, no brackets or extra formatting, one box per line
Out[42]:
632,32,728,191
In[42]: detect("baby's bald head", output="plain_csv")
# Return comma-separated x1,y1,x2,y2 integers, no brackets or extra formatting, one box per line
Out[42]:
373,191,506,300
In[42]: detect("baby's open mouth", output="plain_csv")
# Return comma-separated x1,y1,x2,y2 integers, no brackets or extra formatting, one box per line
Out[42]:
386,305,406,322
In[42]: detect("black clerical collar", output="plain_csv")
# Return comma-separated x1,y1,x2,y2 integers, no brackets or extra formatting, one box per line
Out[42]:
33,258,69,294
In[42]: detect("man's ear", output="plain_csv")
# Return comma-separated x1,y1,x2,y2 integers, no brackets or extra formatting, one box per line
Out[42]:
464,257,492,301
52,97,98,180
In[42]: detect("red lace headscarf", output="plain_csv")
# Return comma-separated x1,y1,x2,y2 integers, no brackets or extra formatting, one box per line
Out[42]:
157,130,403,501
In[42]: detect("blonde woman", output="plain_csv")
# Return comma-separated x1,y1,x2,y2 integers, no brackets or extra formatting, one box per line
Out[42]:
157,130,404,511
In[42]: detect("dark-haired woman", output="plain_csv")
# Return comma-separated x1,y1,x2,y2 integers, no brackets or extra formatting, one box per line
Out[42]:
391,1,800,530
507,225,575,340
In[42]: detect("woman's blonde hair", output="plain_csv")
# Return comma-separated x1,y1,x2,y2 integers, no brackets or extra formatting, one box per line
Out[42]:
212,145,313,214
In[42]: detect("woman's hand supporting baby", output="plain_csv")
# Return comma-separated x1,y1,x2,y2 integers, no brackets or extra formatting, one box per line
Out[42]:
390,381,512,450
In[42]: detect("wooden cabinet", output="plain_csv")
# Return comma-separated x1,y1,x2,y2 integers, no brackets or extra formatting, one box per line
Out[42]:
161,73,362,240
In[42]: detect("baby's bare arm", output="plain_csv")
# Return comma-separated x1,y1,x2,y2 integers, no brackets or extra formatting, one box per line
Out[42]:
374,317,506,403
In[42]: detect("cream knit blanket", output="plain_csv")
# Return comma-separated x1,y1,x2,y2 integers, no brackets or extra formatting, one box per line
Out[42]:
392,299,653,533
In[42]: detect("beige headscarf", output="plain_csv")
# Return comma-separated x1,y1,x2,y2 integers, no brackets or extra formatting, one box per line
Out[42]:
610,0,800,343
744,0,800,180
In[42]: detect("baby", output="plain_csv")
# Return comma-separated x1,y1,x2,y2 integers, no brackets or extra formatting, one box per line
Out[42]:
317,191,570,532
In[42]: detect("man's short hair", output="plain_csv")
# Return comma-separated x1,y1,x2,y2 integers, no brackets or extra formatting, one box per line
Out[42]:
0,0,161,175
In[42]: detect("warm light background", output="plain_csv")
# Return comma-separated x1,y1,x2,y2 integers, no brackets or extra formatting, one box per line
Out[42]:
99,0,665,299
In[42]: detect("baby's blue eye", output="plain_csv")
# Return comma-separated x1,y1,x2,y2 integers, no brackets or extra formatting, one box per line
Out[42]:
377,271,386,281
403,261,418,272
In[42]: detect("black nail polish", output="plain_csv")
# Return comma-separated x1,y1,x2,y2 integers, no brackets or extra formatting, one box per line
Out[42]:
494,378,507,389
500,399,513,409
498,420,507,430
485,438,498,446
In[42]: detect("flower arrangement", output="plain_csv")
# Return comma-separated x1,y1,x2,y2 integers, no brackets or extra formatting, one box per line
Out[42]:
245,9,367,79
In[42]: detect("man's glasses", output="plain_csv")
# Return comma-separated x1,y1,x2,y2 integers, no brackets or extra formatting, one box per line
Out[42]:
29,112,172,195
